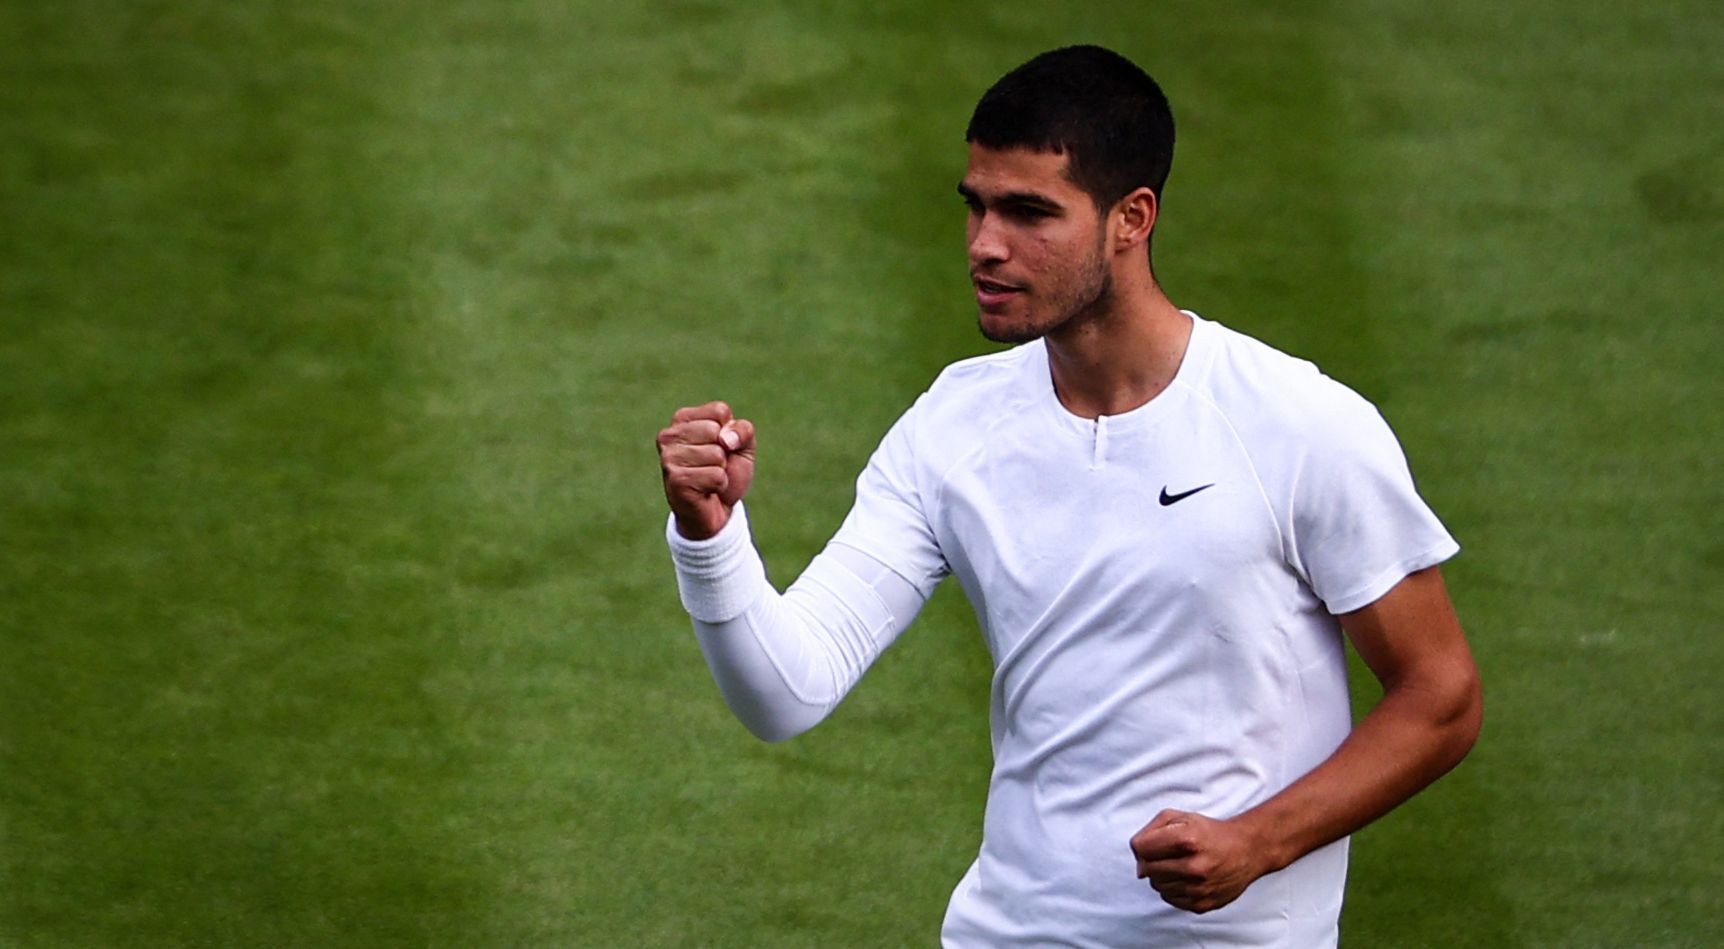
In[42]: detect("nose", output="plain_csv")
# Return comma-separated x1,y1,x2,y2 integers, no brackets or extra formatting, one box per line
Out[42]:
967,211,1008,269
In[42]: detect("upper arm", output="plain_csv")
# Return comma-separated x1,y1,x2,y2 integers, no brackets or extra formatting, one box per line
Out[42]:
828,396,950,598
1338,566,1482,731
1278,380,1458,615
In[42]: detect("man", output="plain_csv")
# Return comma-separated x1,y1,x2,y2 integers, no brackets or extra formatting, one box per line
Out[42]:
656,45,1481,947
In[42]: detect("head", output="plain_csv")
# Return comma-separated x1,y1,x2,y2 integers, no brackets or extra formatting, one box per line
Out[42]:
959,46,1176,343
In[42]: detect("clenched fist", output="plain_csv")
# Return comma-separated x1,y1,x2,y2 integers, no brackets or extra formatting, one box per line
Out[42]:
656,401,756,540
1130,809,1274,914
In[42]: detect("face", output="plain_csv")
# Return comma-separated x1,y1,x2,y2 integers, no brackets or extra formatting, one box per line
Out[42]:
959,144,1113,344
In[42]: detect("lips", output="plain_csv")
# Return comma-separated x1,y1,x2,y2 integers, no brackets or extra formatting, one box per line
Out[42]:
972,273,1023,309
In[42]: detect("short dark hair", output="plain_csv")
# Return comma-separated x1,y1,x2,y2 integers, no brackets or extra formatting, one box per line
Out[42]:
966,45,1175,211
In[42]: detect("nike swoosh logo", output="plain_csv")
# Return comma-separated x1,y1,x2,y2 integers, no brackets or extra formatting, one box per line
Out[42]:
1159,483,1215,506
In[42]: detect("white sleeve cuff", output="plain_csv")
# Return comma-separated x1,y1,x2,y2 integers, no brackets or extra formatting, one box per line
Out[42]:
665,502,768,623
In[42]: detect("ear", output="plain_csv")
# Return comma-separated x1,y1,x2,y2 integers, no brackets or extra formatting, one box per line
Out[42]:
1112,187,1158,253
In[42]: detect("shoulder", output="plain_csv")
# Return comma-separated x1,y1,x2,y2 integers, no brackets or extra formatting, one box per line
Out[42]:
1183,317,1389,457
868,342,1041,482
911,342,1043,433
926,342,1042,400
1179,317,1452,602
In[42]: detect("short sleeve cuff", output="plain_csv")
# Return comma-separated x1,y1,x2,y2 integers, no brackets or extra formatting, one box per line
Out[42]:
1322,538,1460,615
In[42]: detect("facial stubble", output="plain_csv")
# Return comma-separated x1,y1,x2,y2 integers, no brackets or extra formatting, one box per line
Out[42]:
977,228,1113,345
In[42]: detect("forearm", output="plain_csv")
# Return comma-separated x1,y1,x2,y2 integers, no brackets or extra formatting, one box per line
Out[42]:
1235,667,1482,872
668,503,923,742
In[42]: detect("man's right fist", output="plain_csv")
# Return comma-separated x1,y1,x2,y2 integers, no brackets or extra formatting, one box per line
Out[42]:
656,401,756,540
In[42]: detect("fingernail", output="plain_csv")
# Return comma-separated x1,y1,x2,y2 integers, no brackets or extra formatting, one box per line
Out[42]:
720,429,740,450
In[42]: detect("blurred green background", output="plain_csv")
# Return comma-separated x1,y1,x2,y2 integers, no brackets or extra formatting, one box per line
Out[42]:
3,1,1720,945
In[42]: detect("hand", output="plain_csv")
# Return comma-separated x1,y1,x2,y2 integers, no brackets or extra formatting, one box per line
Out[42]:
1129,809,1274,914
656,401,756,540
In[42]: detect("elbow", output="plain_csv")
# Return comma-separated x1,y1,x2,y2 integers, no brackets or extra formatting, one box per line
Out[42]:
1390,655,1483,776
719,688,827,744
1441,662,1484,770
1460,673,1484,756
741,715,815,744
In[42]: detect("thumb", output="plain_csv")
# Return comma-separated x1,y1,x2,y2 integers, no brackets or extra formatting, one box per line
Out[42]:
1131,809,1197,860
1148,808,1194,830
719,419,756,507
720,418,756,455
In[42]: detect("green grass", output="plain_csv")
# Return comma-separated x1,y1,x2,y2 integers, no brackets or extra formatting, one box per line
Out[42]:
3,1,1720,945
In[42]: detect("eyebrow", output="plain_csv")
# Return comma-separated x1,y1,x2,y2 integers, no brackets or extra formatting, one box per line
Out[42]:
956,183,1064,212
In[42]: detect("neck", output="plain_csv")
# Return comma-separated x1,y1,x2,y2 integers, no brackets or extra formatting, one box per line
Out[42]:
1044,271,1192,419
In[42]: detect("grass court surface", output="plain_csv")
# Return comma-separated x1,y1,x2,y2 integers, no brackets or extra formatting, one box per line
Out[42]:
3,1,1720,945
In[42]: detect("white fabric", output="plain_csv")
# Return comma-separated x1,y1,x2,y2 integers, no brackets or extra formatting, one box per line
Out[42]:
667,313,1458,947
668,508,926,742
667,502,770,623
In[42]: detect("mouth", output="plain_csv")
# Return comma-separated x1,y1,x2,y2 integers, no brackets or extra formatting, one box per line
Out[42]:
972,274,1023,309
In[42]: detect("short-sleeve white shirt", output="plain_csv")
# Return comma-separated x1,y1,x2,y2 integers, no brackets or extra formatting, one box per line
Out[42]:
828,313,1459,948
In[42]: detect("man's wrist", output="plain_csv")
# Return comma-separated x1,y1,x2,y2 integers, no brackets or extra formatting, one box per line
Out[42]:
673,506,729,541
667,501,747,558
666,501,766,622
1228,806,1297,877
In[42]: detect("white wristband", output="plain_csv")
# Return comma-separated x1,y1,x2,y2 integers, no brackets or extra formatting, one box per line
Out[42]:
665,502,768,622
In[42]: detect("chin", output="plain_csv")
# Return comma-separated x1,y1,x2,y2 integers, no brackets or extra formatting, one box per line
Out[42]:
979,319,1039,344
978,310,1060,345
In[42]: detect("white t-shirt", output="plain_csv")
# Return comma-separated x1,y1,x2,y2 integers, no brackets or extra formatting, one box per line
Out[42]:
818,313,1459,947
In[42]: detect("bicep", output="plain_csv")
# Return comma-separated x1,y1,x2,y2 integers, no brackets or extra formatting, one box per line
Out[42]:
1338,566,1480,709
827,397,949,599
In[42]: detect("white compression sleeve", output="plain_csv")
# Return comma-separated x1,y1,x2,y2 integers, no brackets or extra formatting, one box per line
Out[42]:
666,504,928,742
